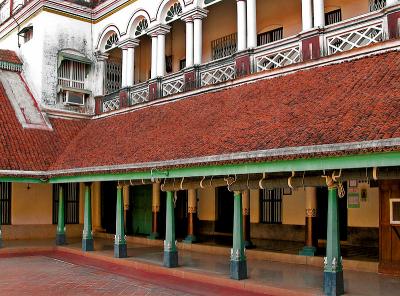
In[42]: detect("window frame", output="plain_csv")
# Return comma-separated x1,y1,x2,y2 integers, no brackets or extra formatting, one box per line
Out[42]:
0,182,11,225
52,183,80,225
260,188,283,224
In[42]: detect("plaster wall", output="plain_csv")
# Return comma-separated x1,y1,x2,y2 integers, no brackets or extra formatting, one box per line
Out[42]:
348,183,379,228
282,189,306,226
325,0,369,20
11,183,53,225
197,187,216,221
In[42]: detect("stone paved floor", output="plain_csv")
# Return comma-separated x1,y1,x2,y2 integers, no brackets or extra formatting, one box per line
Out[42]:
2,239,400,295
0,255,264,296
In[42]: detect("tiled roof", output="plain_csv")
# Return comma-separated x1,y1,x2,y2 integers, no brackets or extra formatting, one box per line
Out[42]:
1,50,400,177
0,82,87,173
50,51,400,173
0,50,22,65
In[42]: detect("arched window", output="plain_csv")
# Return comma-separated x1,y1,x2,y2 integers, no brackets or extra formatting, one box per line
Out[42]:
105,33,119,51
165,2,182,23
135,18,149,37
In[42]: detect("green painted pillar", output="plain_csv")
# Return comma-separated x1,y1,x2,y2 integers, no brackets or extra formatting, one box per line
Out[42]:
230,191,247,280
82,182,94,252
114,185,127,258
56,185,66,245
163,191,178,268
323,186,344,295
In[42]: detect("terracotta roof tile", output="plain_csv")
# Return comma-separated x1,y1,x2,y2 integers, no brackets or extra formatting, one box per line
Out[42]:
50,51,400,172
0,50,22,65
1,50,400,177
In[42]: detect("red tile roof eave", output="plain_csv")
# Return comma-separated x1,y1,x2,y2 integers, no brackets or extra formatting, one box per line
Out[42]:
0,49,22,65
37,146,400,179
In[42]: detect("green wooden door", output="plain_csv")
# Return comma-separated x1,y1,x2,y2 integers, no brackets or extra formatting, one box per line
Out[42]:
130,185,152,235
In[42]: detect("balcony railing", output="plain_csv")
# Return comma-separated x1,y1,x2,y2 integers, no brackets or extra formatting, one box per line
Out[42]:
96,6,393,115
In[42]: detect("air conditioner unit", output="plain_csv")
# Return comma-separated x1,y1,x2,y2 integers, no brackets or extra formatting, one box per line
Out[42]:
65,90,85,106
390,199,400,225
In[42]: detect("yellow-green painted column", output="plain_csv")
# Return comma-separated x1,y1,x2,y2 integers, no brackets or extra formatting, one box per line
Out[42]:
82,182,94,251
56,185,66,245
163,191,178,268
230,191,247,280
323,185,344,295
114,184,127,258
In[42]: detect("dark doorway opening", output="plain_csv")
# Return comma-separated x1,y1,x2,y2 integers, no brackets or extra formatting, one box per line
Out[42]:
215,187,234,234
175,191,188,239
101,181,117,234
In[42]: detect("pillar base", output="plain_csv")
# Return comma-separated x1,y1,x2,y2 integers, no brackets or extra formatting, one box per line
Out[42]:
55,233,66,246
147,232,160,240
299,246,316,256
82,238,94,252
163,250,178,268
230,260,247,280
114,243,127,258
323,271,344,296
183,235,197,244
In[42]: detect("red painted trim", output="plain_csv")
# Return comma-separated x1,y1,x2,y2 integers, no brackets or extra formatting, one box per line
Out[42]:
387,11,400,39
302,36,321,61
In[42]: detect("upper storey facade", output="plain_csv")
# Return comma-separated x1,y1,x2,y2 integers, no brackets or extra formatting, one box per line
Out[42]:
0,0,399,116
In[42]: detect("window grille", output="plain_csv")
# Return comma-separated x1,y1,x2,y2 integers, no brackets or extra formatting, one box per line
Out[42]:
105,33,119,51
165,2,182,23
58,60,86,90
135,18,148,37
257,27,283,46
369,0,386,12
211,33,237,60
325,9,342,26
53,184,80,224
0,182,11,225
105,61,122,94
260,188,282,224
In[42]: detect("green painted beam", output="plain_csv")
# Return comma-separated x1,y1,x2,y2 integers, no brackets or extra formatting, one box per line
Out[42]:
48,151,400,183
0,177,43,183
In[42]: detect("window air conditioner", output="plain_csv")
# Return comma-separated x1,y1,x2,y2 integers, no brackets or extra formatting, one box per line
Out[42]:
65,90,85,106
390,199,400,225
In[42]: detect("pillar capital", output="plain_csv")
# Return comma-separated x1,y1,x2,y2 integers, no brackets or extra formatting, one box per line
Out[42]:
95,51,109,62
147,24,171,37
181,7,208,21
118,38,140,50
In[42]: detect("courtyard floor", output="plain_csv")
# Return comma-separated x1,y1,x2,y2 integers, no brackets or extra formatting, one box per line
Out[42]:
0,238,399,295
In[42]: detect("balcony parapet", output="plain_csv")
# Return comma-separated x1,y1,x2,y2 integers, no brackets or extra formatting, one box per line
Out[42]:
96,6,400,115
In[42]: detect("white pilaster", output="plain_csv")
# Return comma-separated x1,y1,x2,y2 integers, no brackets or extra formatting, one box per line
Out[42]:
151,35,158,79
301,0,313,31
121,48,128,87
313,0,325,28
185,19,194,68
157,34,166,77
246,0,257,48
148,25,170,78
126,47,135,87
237,0,247,51
193,17,203,65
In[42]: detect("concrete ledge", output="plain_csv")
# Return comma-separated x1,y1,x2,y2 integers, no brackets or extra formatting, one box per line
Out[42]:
2,224,83,240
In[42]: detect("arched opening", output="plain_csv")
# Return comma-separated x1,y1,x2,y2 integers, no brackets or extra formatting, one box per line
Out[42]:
100,30,122,95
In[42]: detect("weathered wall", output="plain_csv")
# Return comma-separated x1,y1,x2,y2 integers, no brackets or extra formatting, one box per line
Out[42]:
198,187,216,221
11,183,53,225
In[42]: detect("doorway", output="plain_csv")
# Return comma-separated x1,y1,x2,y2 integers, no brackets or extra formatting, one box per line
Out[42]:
215,187,234,234
100,181,117,234
127,185,152,236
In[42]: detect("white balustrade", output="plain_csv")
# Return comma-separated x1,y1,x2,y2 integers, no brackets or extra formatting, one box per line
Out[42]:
102,95,120,112
200,61,236,87
129,83,149,104
326,22,384,55
255,46,300,72
162,73,185,97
